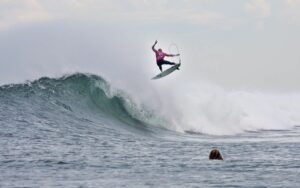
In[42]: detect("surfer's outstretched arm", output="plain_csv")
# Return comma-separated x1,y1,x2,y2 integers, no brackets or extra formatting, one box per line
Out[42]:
165,53,180,57
152,40,158,52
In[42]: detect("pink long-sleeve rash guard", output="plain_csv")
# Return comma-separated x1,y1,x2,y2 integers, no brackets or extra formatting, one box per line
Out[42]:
155,50,167,61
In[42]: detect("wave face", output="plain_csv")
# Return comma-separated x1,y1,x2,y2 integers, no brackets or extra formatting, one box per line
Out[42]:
1,73,300,136
0,73,165,138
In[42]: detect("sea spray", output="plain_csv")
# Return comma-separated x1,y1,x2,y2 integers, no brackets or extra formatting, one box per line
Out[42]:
111,77,300,135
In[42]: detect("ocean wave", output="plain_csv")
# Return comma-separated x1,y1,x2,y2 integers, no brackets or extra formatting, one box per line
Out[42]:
1,73,300,136
0,73,162,135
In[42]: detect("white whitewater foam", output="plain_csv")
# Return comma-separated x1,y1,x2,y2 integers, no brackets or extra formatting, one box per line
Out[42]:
119,79,300,135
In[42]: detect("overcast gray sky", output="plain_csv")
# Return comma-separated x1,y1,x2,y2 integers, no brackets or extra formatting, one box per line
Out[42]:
0,0,300,91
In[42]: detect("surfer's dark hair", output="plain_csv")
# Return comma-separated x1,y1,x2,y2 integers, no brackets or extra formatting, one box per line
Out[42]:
209,149,223,160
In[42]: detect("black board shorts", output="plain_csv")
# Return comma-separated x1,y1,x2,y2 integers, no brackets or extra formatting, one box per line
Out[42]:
157,59,174,66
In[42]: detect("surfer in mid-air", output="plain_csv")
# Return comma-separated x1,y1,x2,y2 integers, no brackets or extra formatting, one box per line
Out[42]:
152,40,180,72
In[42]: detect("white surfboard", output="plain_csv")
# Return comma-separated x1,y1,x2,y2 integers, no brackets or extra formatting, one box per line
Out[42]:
152,63,181,80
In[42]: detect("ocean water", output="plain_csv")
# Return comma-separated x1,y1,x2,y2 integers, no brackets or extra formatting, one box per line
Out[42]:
1,73,300,188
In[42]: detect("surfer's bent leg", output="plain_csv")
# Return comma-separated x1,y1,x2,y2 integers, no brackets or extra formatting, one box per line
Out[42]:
158,65,162,72
160,60,179,70
157,60,175,72
157,61,163,72
160,60,175,65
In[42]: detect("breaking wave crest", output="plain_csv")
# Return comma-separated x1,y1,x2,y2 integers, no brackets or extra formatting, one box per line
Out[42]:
1,73,300,136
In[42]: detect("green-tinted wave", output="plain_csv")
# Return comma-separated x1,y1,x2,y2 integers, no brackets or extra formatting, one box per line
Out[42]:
0,73,161,134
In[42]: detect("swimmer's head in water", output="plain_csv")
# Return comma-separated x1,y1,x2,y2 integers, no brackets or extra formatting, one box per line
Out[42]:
209,149,223,160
